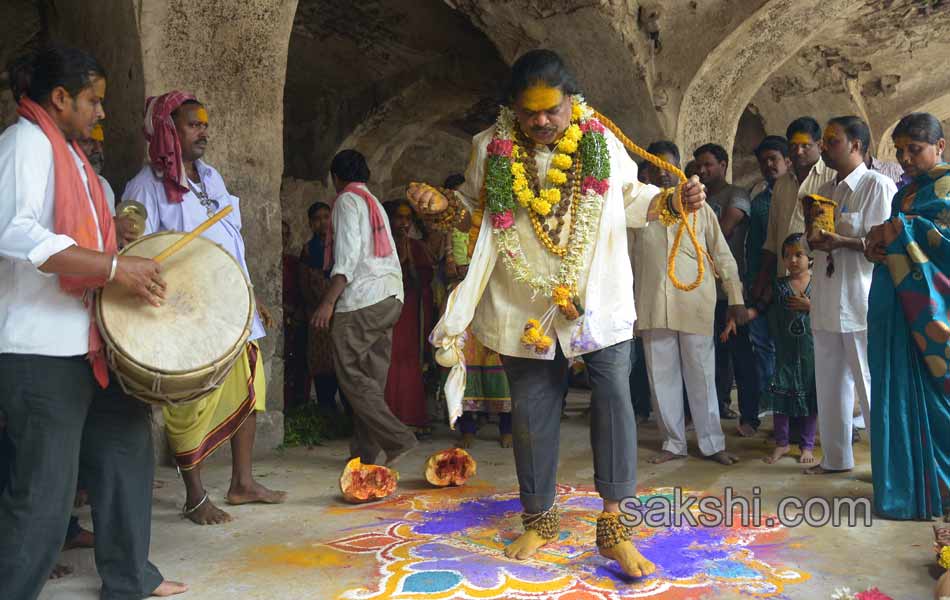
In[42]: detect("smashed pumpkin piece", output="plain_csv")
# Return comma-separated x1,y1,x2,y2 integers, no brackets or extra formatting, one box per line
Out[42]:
339,457,398,503
424,448,477,487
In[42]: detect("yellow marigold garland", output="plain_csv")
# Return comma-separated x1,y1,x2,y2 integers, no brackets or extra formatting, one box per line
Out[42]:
940,545,950,570
509,110,582,218
592,110,712,292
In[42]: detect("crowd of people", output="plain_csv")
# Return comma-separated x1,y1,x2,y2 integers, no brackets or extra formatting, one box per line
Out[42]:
1,42,948,598
286,52,948,587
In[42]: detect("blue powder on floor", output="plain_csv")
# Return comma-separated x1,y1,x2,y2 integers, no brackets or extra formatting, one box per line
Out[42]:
413,497,522,535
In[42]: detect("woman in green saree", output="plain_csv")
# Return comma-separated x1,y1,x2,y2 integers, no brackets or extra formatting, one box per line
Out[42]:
865,113,950,531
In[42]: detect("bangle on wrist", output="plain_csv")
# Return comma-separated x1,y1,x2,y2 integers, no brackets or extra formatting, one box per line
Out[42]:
107,254,118,282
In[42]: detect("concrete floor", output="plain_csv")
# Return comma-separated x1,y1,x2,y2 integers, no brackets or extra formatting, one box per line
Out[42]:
39,391,942,600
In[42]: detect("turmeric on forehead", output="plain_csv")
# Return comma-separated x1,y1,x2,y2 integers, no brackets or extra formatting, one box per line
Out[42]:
789,133,814,145
196,107,209,123
518,83,563,112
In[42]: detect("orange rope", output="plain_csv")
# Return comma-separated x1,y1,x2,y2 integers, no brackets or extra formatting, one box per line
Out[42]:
593,109,712,291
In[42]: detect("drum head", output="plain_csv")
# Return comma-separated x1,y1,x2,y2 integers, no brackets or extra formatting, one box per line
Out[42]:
99,232,253,373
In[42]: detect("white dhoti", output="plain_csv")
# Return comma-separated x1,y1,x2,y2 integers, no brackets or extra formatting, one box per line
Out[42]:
813,329,871,470
641,328,725,456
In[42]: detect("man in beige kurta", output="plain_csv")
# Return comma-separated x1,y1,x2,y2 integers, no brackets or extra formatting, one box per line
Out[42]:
634,200,744,463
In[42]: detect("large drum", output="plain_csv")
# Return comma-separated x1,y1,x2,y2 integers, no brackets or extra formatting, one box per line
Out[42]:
96,231,255,406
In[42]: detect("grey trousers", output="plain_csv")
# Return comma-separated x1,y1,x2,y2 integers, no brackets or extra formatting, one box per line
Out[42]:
331,296,417,464
0,354,163,600
502,340,637,514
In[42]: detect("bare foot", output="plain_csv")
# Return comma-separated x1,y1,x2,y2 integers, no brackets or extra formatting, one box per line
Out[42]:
737,423,757,437
648,450,687,464
600,540,656,578
184,497,232,525
499,433,512,448
63,526,95,550
707,451,740,465
763,445,791,464
504,529,552,560
49,564,73,579
799,448,817,464
226,481,288,506
457,433,475,449
151,580,189,597
803,464,851,475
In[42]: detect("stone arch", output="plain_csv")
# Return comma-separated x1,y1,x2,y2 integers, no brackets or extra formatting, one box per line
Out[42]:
335,77,484,195
676,0,860,163
280,0,508,250
876,91,950,162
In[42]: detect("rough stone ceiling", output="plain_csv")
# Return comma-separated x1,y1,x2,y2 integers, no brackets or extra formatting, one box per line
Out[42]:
284,0,507,180
751,0,950,152
289,0,503,95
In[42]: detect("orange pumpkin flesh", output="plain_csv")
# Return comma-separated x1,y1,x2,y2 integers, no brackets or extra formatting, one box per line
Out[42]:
339,457,398,503
425,448,477,487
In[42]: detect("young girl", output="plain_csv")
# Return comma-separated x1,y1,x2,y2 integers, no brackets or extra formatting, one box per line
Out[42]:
759,233,819,464
727,233,818,464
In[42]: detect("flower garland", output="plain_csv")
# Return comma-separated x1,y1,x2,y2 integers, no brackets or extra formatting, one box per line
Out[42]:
484,96,609,353
592,110,711,292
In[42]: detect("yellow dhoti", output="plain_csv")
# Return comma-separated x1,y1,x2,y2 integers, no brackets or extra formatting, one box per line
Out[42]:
163,343,266,470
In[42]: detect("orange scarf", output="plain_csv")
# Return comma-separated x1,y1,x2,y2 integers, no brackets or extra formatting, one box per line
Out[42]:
17,98,117,387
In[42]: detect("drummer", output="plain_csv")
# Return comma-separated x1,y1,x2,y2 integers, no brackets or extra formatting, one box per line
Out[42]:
0,46,186,598
122,91,286,525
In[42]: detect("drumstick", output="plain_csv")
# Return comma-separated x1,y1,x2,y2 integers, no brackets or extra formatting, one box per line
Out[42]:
153,205,233,263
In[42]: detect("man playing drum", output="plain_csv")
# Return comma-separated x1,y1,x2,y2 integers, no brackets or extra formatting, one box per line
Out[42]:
0,45,186,599
122,91,286,525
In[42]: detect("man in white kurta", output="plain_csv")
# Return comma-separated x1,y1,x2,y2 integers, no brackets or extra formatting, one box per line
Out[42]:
412,50,711,579
806,117,895,474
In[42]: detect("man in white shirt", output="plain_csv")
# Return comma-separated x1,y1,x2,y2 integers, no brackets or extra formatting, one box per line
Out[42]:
805,116,895,475
752,117,836,300
123,91,286,526
409,50,710,579
0,45,185,600
312,150,417,468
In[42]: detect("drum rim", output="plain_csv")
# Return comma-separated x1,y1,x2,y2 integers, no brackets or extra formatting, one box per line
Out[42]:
96,231,255,376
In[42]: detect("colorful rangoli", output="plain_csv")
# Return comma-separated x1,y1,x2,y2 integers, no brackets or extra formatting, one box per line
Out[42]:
322,484,809,599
